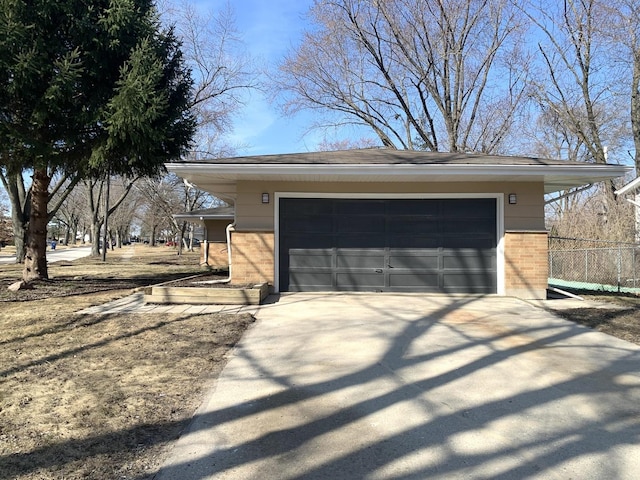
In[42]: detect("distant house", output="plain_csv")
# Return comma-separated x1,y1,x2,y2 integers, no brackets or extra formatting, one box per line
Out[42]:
173,206,234,266
166,149,629,299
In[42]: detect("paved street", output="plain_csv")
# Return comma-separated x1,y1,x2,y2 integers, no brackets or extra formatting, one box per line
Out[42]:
0,246,92,265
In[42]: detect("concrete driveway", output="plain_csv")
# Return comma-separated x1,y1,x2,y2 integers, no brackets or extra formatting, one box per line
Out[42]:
156,294,640,480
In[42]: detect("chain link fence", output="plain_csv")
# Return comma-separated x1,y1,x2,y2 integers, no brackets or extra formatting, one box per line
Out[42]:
548,236,640,294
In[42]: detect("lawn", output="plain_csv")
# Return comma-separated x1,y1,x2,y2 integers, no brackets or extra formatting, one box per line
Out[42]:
1,244,639,479
0,245,254,480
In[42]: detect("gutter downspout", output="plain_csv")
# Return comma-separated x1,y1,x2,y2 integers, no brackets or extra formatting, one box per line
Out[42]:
200,216,209,266
195,222,235,284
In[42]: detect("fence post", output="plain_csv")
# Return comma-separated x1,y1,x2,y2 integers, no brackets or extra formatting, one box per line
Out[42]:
617,244,622,292
585,249,588,283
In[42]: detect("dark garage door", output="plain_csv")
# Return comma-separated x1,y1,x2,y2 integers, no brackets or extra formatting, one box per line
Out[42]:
279,198,497,293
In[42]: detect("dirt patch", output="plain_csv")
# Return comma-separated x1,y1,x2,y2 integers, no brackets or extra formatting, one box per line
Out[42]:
0,246,255,479
551,295,640,345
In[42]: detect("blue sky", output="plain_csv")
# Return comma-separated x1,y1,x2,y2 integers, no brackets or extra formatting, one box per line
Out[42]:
201,0,321,156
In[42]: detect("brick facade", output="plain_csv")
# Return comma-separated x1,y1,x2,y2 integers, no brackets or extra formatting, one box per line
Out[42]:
504,231,548,299
230,231,275,285
203,241,229,267
224,230,548,299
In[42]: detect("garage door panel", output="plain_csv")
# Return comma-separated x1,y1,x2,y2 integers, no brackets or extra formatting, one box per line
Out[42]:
444,218,496,233
389,272,440,288
289,250,334,268
336,273,385,289
388,235,443,248
443,273,495,293
387,218,440,234
441,235,495,249
336,215,386,233
442,250,496,270
336,235,387,248
387,199,440,216
283,216,334,233
289,272,333,291
283,234,335,249
279,198,497,293
442,198,494,217
336,250,385,268
389,250,439,269
336,199,387,214
282,198,333,215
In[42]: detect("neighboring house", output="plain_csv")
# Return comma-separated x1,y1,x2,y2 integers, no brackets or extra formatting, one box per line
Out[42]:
173,206,234,266
166,149,629,299
614,176,640,242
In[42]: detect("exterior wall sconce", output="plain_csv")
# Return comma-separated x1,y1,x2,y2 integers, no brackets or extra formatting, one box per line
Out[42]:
262,193,270,204
508,193,517,204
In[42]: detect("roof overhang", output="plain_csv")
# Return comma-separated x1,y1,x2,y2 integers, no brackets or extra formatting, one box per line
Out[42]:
173,206,234,223
166,162,631,197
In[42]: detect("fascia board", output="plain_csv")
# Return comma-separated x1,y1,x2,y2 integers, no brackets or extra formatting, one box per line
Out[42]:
166,162,630,179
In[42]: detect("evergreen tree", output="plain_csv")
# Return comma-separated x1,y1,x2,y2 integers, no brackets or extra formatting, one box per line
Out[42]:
0,0,195,282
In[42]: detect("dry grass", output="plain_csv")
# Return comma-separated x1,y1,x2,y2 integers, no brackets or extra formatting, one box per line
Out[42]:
553,295,640,345
0,245,254,479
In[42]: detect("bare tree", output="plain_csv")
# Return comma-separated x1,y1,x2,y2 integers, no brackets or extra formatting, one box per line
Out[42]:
0,167,79,262
595,0,640,176
159,0,257,159
136,174,215,254
52,188,84,245
275,0,531,153
317,137,380,151
84,176,138,257
523,0,629,204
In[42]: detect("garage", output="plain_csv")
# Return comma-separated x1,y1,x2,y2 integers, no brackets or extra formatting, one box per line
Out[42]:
278,197,497,293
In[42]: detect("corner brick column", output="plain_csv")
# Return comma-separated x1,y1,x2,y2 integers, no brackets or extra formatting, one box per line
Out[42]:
504,230,548,299
230,231,275,285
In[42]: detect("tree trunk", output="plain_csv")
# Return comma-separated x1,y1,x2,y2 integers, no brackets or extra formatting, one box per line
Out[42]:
12,212,26,263
102,174,110,262
3,172,29,263
23,169,51,282
90,220,101,256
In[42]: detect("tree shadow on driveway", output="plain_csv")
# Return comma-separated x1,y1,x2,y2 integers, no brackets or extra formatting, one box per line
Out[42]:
152,294,640,479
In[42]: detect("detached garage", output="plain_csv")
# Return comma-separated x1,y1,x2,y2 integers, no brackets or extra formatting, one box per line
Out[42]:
166,148,629,300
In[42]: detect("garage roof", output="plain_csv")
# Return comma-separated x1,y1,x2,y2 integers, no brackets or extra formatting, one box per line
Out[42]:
166,149,631,198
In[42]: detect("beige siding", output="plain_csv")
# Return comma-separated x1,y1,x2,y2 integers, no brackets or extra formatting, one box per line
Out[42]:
203,219,232,242
234,180,545,231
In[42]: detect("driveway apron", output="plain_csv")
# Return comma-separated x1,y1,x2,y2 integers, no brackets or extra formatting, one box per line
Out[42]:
156,294,640,480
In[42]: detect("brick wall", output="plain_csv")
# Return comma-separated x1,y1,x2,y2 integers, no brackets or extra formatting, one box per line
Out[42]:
504,231,548,299
230,231,274,285
203,241,229,267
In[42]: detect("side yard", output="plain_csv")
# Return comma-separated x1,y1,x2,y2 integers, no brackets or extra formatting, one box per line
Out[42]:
0,246,254,480
550,294,640,345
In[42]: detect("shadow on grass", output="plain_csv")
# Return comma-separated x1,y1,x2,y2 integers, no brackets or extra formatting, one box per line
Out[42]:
2,295,640,479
